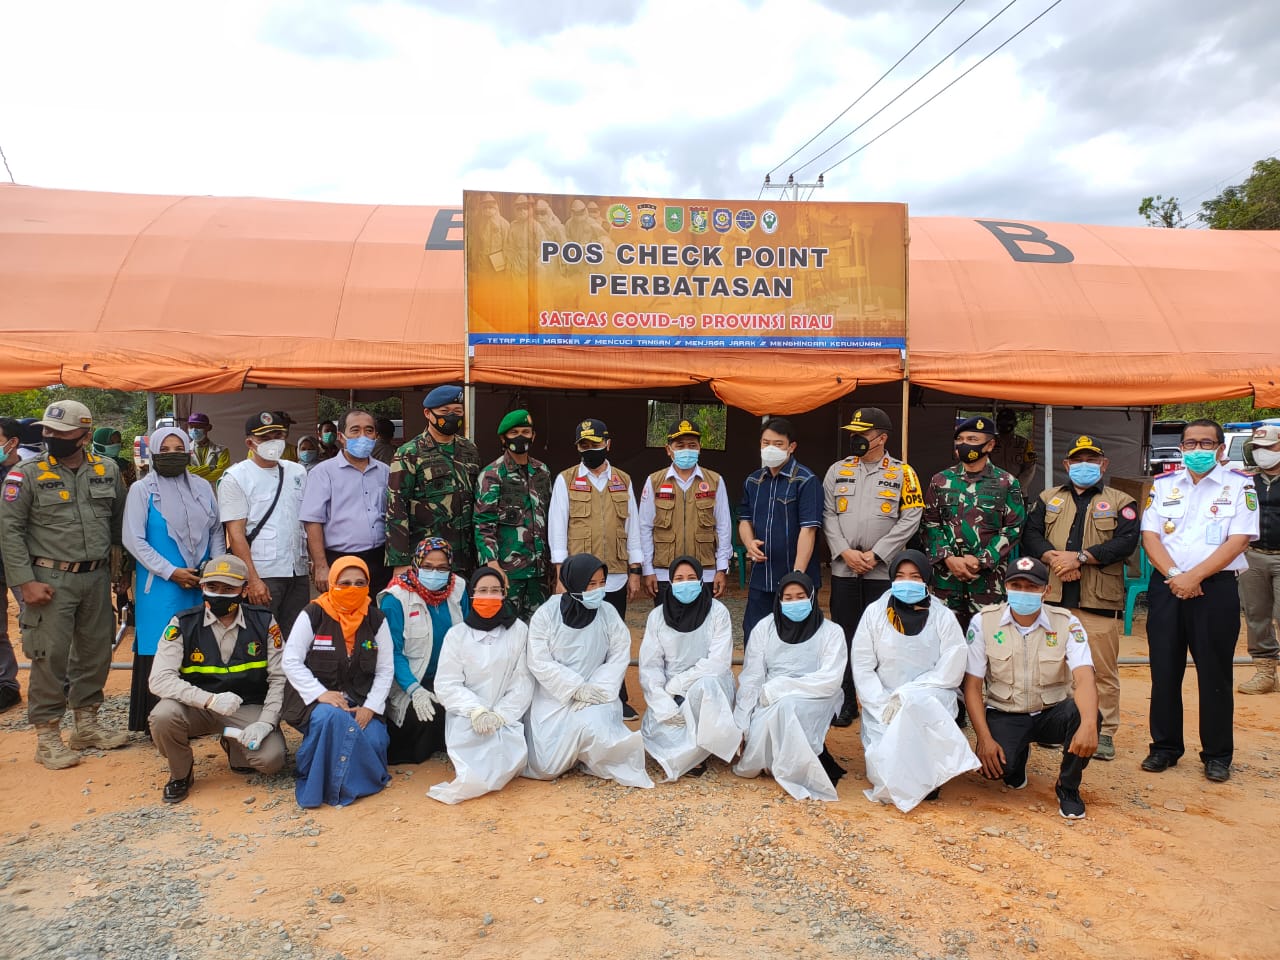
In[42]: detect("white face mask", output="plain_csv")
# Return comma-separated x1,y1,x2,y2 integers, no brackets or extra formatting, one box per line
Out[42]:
760,445,790,469
255,438,286,462
1254,447,1280,469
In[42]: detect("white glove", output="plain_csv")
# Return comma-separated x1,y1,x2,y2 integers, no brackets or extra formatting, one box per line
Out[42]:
208,692,243,716
239,721,274,751
411,687,438,723
664,676,689,698
758,687,773,708
470,709,505,735
573,684,612,705
663,711,686,727
882,694,903,725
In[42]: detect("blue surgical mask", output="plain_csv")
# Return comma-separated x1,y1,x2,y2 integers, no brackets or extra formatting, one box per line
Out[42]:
889,580,928,605
419,569,450,590
672,449,699,471
1006,589,1044,616
578,587,607,609
1182,449,1218,474
1067,462,1102,488
779,598,812,622
670,580,704,604
298,449,318,465
345,435,377,460
188,428,207,442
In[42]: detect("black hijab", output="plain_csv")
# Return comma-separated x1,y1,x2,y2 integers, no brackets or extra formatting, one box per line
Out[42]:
886,549,932,637
559,553,607,629
464,566,518,631
661,556,712,632
773,571,824,645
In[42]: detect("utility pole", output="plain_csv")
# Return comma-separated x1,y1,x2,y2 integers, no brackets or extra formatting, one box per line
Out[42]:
762,173,824,201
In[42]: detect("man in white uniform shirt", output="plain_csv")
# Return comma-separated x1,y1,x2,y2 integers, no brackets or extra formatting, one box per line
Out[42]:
219,412,310,638
1140,418,1258,783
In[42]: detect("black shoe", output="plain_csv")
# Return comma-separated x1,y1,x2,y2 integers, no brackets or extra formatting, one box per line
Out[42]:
219,736,255,773
687,761,708,778
924,788,941,802
0,686,20,713
1141,753,1178,773
1205,760,1231,783
1055,781,1086,820
163,765,194,804
831,705,856,728
621,703,639,722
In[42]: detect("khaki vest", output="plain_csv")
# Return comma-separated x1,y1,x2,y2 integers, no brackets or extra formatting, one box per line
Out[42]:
648,468,719,570
1040,484,1135,609
980,604,1074,713
560,466,631,572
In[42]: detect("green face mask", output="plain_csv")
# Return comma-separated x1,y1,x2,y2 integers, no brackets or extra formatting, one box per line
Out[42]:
1181,449,1218,474
101,443,122,459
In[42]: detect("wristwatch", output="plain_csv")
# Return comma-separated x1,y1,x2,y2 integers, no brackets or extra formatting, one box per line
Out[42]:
1167,566,1183,577
1076,550,1090,565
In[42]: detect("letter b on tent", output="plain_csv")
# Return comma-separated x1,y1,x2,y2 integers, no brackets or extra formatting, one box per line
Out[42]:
974,220,1074,264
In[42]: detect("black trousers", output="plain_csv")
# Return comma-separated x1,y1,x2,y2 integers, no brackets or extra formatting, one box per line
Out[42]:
605,586,631,704
325,546,392,596
985,698,1097,790
829,575,891,703
1146,570,1239,765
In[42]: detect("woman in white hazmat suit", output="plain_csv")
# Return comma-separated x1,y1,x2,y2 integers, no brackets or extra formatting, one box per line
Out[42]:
639,556,740,780
853,549,979,811
733,572,848,801
428,567,534,804
523,554,653,788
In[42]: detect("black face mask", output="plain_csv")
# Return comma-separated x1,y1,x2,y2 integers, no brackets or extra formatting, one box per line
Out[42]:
955,441,989,465
204,593,240,617
46,434,85,459
431,412,463,436
152,452,191,478
580,448,608,470
847,433,871,459
505,435,532,455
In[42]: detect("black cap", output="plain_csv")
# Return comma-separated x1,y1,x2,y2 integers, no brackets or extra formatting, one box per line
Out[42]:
245,411,290,436
666,419,701,442
574,419,609,444
842,407,892,433
1005,556,1049,587
955,416,996,438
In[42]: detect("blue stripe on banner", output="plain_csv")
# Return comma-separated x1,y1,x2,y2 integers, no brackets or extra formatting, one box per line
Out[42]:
468,334,906,350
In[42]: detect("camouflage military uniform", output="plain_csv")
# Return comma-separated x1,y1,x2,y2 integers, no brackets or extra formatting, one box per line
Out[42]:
921,462,1026,617
385,432,481,575
474,450,551,619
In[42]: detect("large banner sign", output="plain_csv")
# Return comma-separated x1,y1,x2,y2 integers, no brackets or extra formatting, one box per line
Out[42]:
465,191,907,349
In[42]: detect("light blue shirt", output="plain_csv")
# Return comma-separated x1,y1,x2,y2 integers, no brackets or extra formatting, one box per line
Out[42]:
299,453,390,553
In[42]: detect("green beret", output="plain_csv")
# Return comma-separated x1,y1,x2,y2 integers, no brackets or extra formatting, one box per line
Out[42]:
497,409,533,435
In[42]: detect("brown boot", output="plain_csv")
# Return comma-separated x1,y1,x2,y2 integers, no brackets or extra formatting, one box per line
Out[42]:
1238,658,1277,695
67,706,128,750
35,720,82,770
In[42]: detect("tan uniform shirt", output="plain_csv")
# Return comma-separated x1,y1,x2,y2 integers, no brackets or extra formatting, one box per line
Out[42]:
821,454,924,579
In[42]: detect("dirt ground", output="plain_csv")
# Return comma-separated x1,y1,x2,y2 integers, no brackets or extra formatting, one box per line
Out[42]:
2,591,1279,960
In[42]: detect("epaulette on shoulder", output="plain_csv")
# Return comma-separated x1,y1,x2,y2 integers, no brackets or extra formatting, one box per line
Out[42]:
1230,468,1254,478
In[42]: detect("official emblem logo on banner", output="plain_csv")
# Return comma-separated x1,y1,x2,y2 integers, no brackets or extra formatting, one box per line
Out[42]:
712,208,732,233
607,203,633,228
664,206,684,232
637,202,657,230
760,209,779,234
689,206,709,234
735,209,756,232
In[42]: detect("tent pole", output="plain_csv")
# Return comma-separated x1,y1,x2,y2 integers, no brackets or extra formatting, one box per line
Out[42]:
1044,405,1053,488
146,392,156,432
900,356,910,462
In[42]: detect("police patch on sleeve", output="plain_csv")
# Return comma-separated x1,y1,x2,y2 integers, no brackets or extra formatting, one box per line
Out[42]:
1121,504,1137,520
1070,626,1087,644
965,625,976,645
269,623,283,649
1245,488,1258,511
162,624,180,642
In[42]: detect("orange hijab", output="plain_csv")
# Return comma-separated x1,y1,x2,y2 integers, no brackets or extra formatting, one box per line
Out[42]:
314,555,372,653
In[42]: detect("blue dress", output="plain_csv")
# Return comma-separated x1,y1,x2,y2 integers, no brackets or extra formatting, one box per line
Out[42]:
135,496,204,656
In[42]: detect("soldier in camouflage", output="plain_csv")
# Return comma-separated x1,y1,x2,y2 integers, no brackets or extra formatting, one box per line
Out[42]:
922,416,1027,620
385,385,481,578
474,409,551,620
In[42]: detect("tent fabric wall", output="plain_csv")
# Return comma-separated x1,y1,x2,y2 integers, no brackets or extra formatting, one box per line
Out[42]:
4,184,1280,410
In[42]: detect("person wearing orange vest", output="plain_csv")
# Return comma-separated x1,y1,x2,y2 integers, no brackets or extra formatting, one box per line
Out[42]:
637,419,732,604
547,418,642,719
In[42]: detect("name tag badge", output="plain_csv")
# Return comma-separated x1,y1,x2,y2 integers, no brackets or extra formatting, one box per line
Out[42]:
313,634,335,650
1206,523,1225,547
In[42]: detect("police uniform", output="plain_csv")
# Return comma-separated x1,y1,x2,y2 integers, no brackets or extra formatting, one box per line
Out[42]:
821,407,924,718
1140,458,1257,775
148,555,287,795
964,558,1097,808
0,401,127,765
385,385,481,575
1020,435,1139,751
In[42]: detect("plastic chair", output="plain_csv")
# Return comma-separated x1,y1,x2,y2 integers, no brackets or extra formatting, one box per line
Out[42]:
730,507,748,588
1123,547,1152,636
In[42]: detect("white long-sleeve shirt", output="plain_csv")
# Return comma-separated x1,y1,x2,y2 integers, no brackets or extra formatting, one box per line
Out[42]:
638,601,733,722
547,462,642,593
282,609,394,715
636,465,733,579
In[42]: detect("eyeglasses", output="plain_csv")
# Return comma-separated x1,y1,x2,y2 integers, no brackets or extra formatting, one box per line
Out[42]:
418,564,450,572
1179,440,1220,450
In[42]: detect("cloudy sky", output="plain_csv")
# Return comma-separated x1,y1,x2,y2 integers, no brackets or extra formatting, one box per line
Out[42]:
2,0,1277,225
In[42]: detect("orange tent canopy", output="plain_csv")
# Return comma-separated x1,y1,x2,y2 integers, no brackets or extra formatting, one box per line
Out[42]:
4,184,1280,411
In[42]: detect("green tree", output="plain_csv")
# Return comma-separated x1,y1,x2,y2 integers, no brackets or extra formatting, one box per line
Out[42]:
1200,157,1280,230
1138,194,1184,228
1158,399,1280,423
0,387,156,440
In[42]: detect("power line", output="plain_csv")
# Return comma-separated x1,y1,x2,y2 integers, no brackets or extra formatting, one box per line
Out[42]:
766,0,969,179
0,142,13,184
789,0,1020,177
818,0,1068,178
